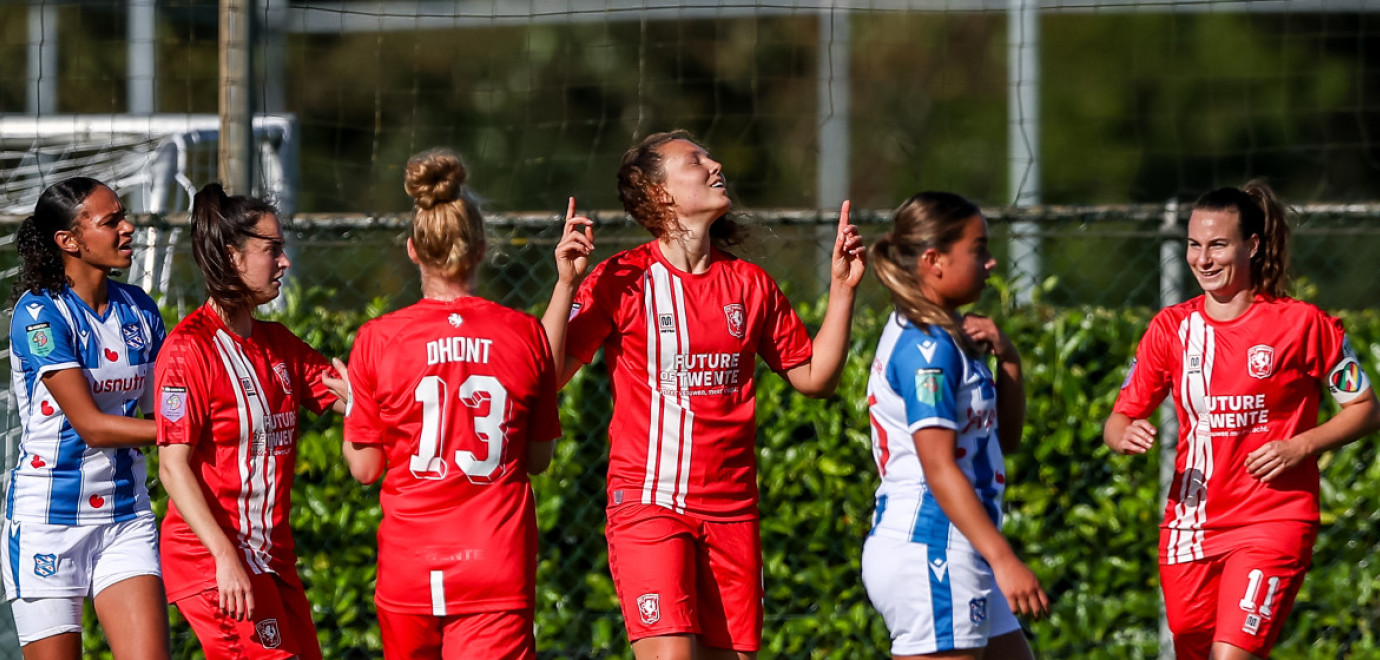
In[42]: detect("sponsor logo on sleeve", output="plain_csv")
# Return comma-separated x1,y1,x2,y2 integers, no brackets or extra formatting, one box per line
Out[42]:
121,323,146,350
568,303,582,321
25,323,53,357
160,387,188,422
1247,345,1275,379
254,618,282,649
637,593,661,625
917,340,938,363
1121,359,1137,389
915,368,942,405
33,553,57,578
723,303,746,339
24,303,43,320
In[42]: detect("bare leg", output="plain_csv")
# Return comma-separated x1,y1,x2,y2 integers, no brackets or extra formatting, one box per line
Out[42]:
92,575,171,660
984,630,1035,660
699,641,756,660
893,649,982,660
633,634,696,660
19,632,81,660
1209,641,1264,660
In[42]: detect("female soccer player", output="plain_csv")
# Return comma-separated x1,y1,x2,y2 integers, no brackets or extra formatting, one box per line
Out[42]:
339,149,576,659
546,130,864,659
155,183,343,660
4,177,170,659
861,192,1047,660
1104,182,1380,660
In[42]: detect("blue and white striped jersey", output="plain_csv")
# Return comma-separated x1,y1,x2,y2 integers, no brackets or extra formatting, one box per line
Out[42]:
7,282,164,525
865,312,1005,552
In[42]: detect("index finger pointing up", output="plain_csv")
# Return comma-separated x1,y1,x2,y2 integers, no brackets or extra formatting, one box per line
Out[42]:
838,199,851,231
566,196,577,223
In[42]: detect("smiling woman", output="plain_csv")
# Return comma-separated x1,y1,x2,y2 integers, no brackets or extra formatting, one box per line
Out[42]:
153,183,346,660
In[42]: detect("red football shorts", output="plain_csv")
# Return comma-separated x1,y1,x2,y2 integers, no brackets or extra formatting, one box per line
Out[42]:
173,570,321,660
605,503,762,652
378,606,535,660
1161,543,1312,659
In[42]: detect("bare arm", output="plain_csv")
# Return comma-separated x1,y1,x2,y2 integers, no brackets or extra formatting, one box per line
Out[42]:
913,427,1049,618
342,441,385,484
1245,388,1380,482
1103,411,1159,455
541,197,594,376
528,440,554,475
157,444,255,621
783,201,865,398
43,369,155,448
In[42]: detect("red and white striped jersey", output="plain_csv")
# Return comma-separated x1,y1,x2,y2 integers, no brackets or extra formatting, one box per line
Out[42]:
344,297,560,616
567,242,812,520
1113,294,1370,565
154,303,337,602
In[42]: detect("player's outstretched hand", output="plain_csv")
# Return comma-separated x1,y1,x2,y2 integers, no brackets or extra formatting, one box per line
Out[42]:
830,200,865,289
962,313,1018,364
992,555,1050,620
556,197,595,285
215,555,255,621
1244,439,1307,483
323,357,350,414
1109,418,1157,455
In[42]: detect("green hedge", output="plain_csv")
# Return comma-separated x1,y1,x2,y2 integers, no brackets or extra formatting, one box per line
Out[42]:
82,286,1380,658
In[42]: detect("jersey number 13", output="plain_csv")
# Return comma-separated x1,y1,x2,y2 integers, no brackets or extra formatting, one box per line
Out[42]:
410,374,509,484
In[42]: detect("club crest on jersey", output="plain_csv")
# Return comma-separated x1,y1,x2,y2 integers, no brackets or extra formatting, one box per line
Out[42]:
273,363,292,395
637,593,661,625
33,553,57,578
448,313,464,328
121,323,146,350
25,323,53,358
970,597,988,624
658,313,676,334
1247,345,1274,379
161,387,187,422
255,618,282,649
723,303,746,339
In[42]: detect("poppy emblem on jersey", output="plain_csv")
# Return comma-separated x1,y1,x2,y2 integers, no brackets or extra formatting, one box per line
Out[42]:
30,455,45,468
25,323,53,358
273,363,293,395
658,313,676,334
89,494,104,509
121,323,145,350
448,313,464,328
160,387,187,422
104,348,119,362
255,618,282,649
969,597,988,624
40,401,54,416
637,594,661,625
1247,345,1274,379
915,368,942,406
1330,359,1364,394
33,553,57,578
723,303,746,339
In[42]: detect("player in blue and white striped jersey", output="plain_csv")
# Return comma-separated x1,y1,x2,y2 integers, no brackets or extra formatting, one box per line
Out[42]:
861,192,1047,660
3,178,170,659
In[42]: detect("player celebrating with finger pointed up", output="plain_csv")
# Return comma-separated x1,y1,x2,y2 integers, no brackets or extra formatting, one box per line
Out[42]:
545,130,865,660
1104,181,1380,660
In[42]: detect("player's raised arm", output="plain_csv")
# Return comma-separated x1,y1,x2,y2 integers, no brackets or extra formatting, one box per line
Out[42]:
542,196,594,379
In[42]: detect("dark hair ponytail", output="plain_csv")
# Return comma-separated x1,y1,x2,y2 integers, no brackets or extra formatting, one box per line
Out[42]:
1193,180,1291,298
190,183,278,315
12,177,106,303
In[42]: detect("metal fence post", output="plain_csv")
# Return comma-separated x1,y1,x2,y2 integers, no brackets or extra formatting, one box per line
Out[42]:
1158,197,1182,660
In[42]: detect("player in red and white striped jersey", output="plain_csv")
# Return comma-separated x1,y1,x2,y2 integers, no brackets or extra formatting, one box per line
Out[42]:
156,184,343,660
1105,182,1380,660
546,131,865,659
340,149,569,660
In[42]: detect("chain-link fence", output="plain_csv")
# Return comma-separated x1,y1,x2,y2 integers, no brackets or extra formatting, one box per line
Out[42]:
3,207,1380,657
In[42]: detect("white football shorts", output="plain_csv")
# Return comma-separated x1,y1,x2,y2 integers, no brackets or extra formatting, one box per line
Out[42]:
1,514,160,601
862,533,1019,655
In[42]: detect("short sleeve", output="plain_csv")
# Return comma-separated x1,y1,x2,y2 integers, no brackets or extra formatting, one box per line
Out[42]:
756,276,812,373
342,323,384,445
885,330,963,433
526,320,562,443
566,261,616,365
284,330,337,416
154,335,210,447
10,295,81,377
1113,312,1174,420
1314,315,1373,405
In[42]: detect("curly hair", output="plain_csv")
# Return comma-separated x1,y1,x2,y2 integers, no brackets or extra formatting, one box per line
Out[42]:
13,177,107,303
617,130,746,249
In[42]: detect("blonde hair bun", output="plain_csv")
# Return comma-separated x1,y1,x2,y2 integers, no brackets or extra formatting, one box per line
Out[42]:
404,149,469,211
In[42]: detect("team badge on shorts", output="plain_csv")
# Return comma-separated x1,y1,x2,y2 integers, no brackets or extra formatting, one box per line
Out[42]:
33,553,57,578
969,597,988,624
161,387,187,422
723,303,746,339
637,593,661,625
25,323,53,358
122,323,146,350
1247,345,1275,379
255,618,282,649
